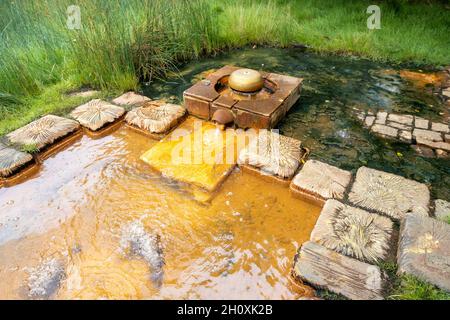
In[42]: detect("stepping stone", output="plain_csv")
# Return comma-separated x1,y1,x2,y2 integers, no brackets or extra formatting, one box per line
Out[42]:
388,114,413,126
431,122,449,133
293,241,387,300
290,160,351,203
310,199,394,263
413,128,442,142
434,199,450,222
375,112,387,125
414,117,429,129
112,92,151,106
371,124,398,139
6,115,80,151
125,101,186,136
348,167,430,220
0,143,33,178
397,213,450,292
67,89,99,98
238,131,305,182
70,99,125,131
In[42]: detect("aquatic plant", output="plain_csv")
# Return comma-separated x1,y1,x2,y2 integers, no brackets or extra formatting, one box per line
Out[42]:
125,101,185,133
70,99,125,131
6,115,79,150
119,220,165,287
26,258,65,299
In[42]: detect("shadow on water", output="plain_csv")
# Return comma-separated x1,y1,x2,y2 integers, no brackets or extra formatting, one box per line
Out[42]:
144,47,450,200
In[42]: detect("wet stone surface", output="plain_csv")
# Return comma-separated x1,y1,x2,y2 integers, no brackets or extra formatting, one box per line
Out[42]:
291,160,352,201
112,92,151,106
397,213,450,292
294,241,387,300
310,199,394,263
434,199,450,222
348,166,430,220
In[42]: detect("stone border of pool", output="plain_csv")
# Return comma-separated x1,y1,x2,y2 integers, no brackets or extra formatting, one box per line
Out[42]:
0,91,448,300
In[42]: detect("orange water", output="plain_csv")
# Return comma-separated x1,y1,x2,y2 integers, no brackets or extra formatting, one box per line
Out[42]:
0,122,321,300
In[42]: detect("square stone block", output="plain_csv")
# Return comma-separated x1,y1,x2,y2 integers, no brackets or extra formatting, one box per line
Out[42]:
413,128,443,142
70,99,125,131
125,101,186,136
290,160,352,202
388,114,413,126
348,167,430,220
293,241,387,300
310,199,394,263
431,122,449,133
434,199,450,222
375,112,387,125
6,115,80,151
238,131,303,181
414,117,429,129
112,92,151,106
140,121,236,194
0,143,33,178
397,213,450,292
371,124,398,139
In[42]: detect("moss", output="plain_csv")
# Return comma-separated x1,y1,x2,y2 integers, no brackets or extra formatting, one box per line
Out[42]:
20,143,39,154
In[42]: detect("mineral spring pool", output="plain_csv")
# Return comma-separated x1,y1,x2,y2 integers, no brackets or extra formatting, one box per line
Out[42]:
1,47,449,299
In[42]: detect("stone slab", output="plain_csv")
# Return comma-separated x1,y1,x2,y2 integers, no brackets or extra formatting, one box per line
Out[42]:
397,213,450,292
375,112,387,125
0,145,33,178
6,115,80,150
291,160,352,201
414,117,429,129
112,92,151,106
431,122,449,133
399,130,412,143
416,138,450,152
371,124,398,139
70,99,125,131
348,167,430,220
238,131,303,180
388,114,413,126
293,241,387,300
387,121,411,131
310,199,394,263
365,116,375,127
413,129,443,142
434,199,450,222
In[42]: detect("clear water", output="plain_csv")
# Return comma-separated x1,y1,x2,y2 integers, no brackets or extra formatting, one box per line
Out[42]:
144,47,450,200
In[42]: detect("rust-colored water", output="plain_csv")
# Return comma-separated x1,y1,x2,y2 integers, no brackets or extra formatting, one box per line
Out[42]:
0,122,321,300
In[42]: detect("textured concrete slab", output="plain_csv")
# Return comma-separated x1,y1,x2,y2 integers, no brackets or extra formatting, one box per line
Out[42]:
70,99,125,131
0,144,33,178
125,101,186,134
348,167,430,220
397,213,450,292
371,124,398,139
238,131,303,180
310,200,394,263
112,92,151,106
414,117,429,129
293,241,387,300
388,114,413,126
431,122,449,133
6,115,80,150
434,199,450,222
291,160,352,201
413,129,443,142
375,112,387,125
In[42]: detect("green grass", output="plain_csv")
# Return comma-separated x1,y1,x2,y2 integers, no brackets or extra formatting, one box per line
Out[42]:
0,0,449,135
378,262,450,300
